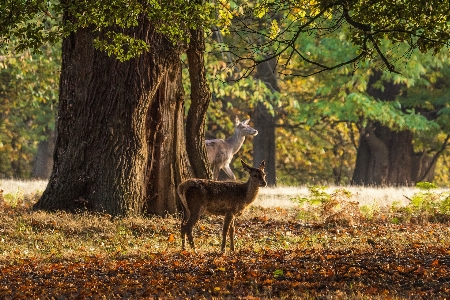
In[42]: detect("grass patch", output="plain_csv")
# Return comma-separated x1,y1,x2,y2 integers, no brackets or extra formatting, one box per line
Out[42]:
0,182,450,298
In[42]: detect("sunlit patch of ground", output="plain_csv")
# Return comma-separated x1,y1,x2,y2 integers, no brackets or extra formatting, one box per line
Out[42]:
256,185,450,208
2,179,449,209
0,179,47,195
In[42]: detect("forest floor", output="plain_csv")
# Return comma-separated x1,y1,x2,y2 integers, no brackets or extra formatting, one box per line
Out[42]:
0,181,450,299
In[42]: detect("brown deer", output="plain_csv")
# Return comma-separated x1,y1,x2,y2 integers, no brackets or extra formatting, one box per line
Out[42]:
178,160,267,252
206,117,258,180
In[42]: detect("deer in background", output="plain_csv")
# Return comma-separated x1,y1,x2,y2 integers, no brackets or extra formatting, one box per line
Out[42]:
178,160,267,252
206,117,258,181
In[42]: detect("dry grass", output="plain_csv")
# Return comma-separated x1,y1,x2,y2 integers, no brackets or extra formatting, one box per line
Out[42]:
4,179,448,209
1,180,450,298
1,179,449,261
257,185,450,208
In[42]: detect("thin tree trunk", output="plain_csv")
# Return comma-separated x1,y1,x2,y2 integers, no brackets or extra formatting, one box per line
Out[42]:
253,59,278,186
253,102,276,185
185,28,212,180
33,129,55,179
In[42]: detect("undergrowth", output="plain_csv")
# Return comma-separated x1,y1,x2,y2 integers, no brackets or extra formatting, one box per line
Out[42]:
290,183,450,226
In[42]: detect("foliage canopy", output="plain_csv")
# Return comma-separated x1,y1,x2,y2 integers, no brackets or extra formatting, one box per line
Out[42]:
2,0,449,68
219,0,450,76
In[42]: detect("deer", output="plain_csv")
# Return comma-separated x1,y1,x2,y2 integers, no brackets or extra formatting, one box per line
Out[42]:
178,160,267,252
206,117,258,181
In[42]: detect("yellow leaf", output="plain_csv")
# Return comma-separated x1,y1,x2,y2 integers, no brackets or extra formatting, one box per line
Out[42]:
167,234,175,243
254,4,268,18
270,20,279,40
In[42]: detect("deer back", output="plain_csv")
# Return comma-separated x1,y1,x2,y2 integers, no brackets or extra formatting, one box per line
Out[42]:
205,117,258,171
179,160,266,217
205,140,232,166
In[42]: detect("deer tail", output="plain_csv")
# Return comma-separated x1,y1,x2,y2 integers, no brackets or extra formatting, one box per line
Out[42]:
177,183,190,225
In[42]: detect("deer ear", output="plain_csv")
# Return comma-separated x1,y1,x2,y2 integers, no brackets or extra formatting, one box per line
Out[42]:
243,119,250,125
235,116,240,125
241,159,251,171
259,160,265,170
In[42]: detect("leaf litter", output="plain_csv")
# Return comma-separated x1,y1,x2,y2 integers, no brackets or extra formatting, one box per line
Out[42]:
0,193,450,299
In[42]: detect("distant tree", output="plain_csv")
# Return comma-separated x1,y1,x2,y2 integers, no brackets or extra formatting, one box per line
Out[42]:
211,0,450,186
291,43,450,186
32,129,55,179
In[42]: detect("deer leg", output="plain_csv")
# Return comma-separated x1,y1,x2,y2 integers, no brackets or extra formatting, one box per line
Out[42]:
212,165,220,181
222,165,236,181
181,224,186,250
221,213,234,252
185,211,201,250
181,223,188,250
229,218,235,251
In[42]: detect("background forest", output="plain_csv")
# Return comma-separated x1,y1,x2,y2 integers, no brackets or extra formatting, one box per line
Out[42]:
0,5,450,186
1,2,450,298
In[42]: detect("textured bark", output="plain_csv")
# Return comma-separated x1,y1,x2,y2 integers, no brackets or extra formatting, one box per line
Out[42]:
386,130,414,184
252,59,278,186
412,152,435,183
34,16,190,216
33,129,55,179
144,61,192,215
352,124,438,186
185,28,212,180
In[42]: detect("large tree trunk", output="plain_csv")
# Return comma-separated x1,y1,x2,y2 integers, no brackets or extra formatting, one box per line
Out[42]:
351,122,437,186
352,123,408,185
252,59,278,186
34,17,190,216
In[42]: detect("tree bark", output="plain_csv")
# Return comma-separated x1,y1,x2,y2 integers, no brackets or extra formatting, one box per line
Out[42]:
185,28,212,180
386,129,414,184
34,16,190,216
144,59,191,215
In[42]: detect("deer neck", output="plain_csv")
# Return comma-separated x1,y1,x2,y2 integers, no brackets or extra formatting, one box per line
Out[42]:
225,130,246,155
245,180,260,203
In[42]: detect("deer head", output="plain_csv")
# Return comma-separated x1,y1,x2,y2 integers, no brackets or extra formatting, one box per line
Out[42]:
241,159,267,187
236,116,258,137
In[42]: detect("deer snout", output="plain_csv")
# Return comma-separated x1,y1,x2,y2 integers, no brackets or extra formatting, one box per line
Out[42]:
252,129,258,136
